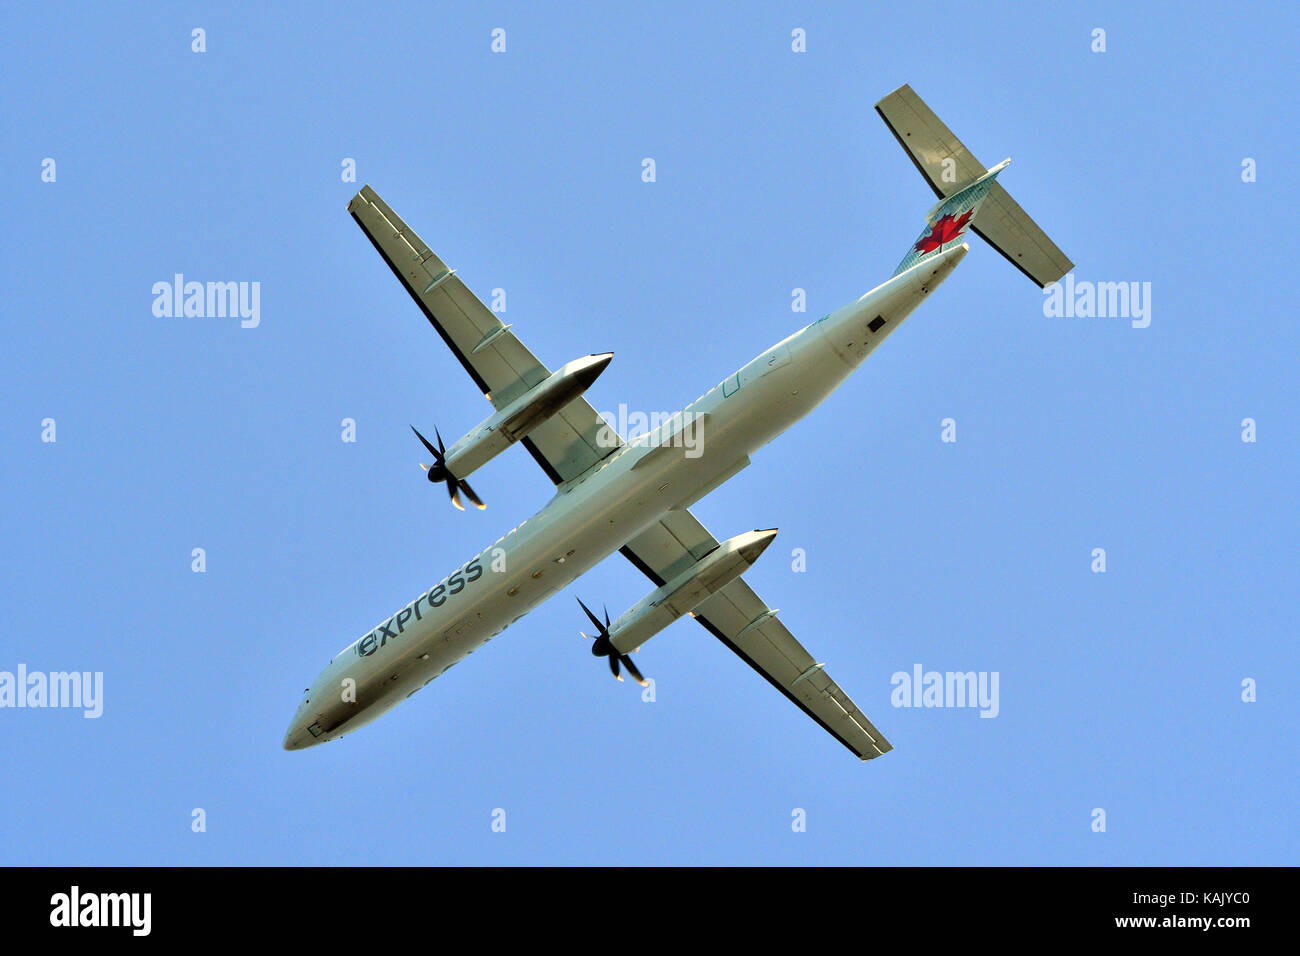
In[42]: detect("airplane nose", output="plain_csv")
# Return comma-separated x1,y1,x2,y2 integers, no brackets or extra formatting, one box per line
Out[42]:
284,712,328,750
283,709,313,751
285,686,318,750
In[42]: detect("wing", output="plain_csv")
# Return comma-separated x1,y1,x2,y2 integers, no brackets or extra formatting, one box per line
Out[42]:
348,185,619,484
620,510,893,760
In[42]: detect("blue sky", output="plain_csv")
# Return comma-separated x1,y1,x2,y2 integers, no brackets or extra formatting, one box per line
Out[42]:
2,1,1295,865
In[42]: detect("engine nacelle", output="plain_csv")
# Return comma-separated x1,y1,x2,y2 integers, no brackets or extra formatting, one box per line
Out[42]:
442,353,612,480
607,529,778,654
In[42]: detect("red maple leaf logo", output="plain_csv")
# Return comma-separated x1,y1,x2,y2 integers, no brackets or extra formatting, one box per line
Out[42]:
913,208,974,254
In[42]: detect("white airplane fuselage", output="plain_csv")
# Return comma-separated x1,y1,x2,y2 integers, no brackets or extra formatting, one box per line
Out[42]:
282,243,967,750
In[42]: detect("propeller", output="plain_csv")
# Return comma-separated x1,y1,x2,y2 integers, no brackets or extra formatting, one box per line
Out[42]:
576,597,647,686
411,425,485,511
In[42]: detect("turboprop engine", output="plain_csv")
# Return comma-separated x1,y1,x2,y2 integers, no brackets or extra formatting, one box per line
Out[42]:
412,352,613,509
577,529,778,684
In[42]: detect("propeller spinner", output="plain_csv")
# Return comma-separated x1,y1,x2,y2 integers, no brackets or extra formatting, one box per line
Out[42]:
577,597,647,686
411,425,485,511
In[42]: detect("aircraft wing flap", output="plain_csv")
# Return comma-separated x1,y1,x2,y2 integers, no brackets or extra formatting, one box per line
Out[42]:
620,509,892,760
349,185,620,484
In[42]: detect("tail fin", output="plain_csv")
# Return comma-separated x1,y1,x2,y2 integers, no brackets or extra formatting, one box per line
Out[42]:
892,160,1007,277
876,84,1073,288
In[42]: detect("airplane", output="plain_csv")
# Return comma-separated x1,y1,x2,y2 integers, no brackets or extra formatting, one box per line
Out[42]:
282,84,1072,759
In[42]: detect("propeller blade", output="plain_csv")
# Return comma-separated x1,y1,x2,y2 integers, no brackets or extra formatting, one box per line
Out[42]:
410,425,443,462
459,479,486,510
609,655,622,681
576,597,606,634
621,656,648,687
414,425,486,511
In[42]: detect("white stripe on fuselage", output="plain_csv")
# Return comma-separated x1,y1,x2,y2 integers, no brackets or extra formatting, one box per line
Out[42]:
286,245,965,748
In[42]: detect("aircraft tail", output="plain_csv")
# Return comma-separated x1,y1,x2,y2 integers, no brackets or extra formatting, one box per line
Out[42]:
876,84,1073,288
891,160,1007,278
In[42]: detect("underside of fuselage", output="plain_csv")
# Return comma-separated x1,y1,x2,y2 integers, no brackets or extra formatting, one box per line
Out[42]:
283,243,968,752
